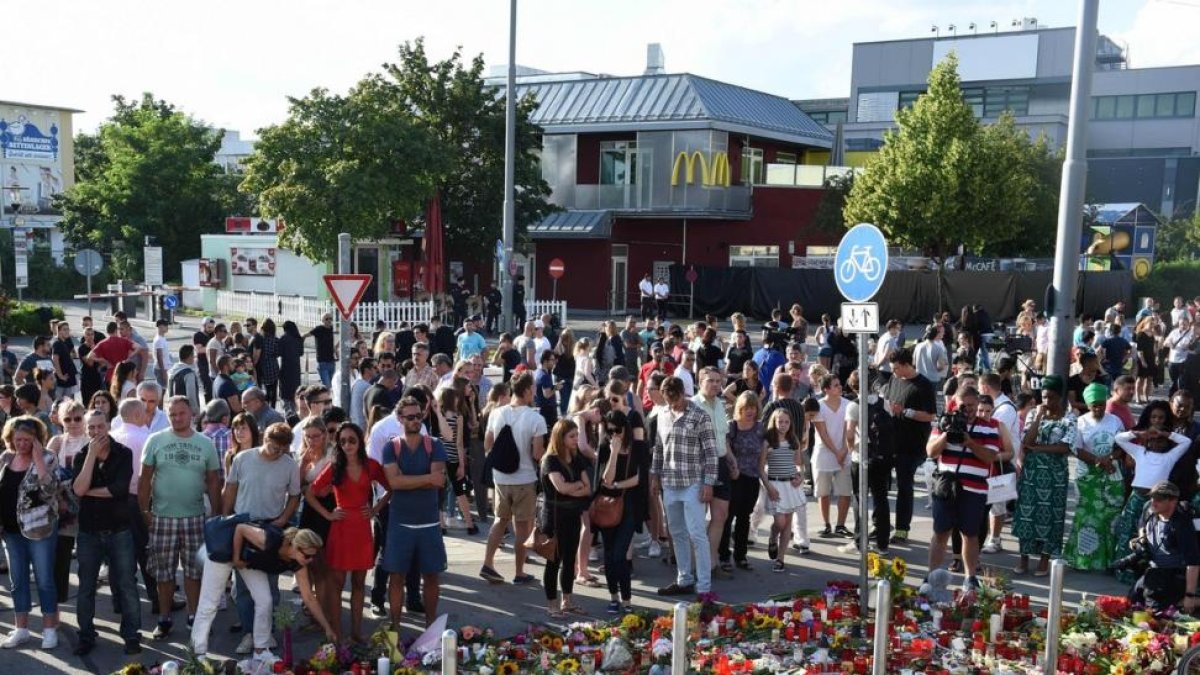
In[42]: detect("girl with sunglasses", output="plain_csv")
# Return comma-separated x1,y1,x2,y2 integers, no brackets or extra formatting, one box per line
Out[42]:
596,410,644,613
47,400,88,603
191,525,334,662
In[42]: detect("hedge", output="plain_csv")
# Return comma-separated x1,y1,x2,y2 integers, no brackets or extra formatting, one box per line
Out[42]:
1133,259,1200,302
0,301,66,337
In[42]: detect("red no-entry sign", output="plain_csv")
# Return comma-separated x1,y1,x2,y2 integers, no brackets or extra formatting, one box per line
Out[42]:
548,258,566,279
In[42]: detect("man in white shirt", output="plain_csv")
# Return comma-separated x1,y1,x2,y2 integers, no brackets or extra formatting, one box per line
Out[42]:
653,277,670,321
1166,317,1198,392
1172,297,1190,329
153,319,173,388
638,272,656,320
109,398,162,616
813,374,852,539
873,320,902,381
979,373,1019,553
480,372,546,585
113,381,169,434
675,349,696,397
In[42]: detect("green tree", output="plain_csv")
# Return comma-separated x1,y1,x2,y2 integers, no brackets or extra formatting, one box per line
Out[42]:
383,40,555,263
1155,211,1200,262
811,171,856,236
55,94,232,280
241,78,447,262
843,54,1062,260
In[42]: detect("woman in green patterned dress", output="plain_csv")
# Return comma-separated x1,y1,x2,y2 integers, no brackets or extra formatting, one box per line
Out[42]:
1063,383,1127,571
1012,375,1077,576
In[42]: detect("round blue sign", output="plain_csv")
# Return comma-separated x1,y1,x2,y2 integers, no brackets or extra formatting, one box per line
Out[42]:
163,295,179,309
834,223,889,302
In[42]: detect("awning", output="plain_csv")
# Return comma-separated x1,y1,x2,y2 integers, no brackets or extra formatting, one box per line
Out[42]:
529,209,613,240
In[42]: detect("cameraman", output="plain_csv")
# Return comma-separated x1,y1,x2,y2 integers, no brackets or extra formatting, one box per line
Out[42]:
1126,480,1200,612
752,329,787,403
925,386,1001,590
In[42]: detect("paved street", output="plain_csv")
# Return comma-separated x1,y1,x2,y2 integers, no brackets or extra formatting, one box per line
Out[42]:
0,301,1130,673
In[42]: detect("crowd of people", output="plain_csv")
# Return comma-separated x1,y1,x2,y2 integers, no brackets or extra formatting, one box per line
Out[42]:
2,292,1200,663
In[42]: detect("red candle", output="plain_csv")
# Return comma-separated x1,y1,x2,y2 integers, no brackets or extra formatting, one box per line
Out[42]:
813,620,824,635
798,625,810,643
786,625,795,641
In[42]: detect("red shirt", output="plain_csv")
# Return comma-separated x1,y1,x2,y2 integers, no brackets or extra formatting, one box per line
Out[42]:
90,336,136,382
1106,400,1135,430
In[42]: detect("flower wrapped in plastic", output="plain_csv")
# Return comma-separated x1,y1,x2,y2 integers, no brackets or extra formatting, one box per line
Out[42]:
600,636,635,671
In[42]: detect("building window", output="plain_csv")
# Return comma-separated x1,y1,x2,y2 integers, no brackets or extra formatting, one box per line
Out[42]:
983,86,1030,117
962,88,985,118
741,147,765,185
729,245,779,267
898,91,924,110
807,110,848,124
600,141,637,185
1092,91,1197,120
774,152,798,165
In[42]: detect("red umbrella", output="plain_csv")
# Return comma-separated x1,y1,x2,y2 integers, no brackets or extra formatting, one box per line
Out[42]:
422,191,444,296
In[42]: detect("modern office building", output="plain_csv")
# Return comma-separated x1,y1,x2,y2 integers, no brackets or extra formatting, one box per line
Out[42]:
795,23,1200,218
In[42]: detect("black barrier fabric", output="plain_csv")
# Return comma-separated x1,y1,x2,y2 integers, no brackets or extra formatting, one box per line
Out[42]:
670,266,1133,324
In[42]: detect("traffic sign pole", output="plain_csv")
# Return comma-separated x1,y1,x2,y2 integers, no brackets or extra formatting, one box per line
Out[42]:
834,223,889,612
338,234,352,409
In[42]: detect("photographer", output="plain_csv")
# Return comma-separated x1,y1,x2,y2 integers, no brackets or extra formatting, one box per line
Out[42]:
1124,480,1200,612
925,386,1001,591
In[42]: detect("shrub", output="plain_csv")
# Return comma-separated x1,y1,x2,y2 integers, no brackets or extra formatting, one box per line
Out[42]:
1133,260,1200,302
0,296,66,336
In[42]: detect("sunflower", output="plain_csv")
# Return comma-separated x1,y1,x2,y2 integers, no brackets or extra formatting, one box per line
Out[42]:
556,657,581,672
867,554,883,577
539,634,555,650
551,636,565,651
497,662,519,675
621,614,646,631
891,557,907,578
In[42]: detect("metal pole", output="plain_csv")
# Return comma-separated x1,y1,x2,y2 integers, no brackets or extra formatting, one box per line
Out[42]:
858,331,869,609
499,0,518,335
872,580,892,675
1043,559,1066,669
441,628,458,675
1045,0,1099,379
86,271,93,319
337,233,352,408
671,601,688,675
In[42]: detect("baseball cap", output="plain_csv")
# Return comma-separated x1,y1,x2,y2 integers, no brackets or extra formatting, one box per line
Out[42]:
203,316,216,326
1149,480,1181,499
469,314,483,323
533,320,545,329
650,341,665,353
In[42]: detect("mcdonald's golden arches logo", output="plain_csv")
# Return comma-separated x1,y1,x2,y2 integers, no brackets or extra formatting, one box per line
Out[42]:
670,150,731,187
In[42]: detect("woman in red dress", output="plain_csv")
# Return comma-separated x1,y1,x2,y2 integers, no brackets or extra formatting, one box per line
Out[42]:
306,422,389,643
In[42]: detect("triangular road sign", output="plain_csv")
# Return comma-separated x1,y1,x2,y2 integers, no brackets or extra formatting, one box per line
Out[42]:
324,274,372,320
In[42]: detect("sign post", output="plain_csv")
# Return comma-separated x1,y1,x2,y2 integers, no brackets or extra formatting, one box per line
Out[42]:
331,233,361,409
833,223,889,611
13,228,28,300
74,248,104,319
548,258,565,302
685,267,698,319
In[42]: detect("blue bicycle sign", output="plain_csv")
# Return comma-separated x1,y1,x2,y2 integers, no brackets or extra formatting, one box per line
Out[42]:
834,223,889,302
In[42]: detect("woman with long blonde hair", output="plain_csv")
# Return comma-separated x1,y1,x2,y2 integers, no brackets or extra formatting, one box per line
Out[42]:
538,419,592,618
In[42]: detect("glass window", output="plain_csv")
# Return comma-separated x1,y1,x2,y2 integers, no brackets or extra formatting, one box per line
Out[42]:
1178,92,1197,118
741,147,765,185
898,91,924,110
1136,95,1156,118
1115,95,1136,119
1094,96,1116,120
1156,93,1176,118
774,152,797,165
600,141,637,185
827,110,848,124
962,88,984,118
728,245,779,267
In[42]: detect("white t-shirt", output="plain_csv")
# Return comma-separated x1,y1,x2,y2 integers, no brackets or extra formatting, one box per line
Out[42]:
112,423,150,494
486,404,547,486
1115,431,1192,489
1167,328,1196,364
843,396,874,465
654,282,669,300
1074,413,1125,481
874,334,898,373
676,368,695,397
813,397,848,472
154,334,173,370
1172,307,1189,328
638,278,654,298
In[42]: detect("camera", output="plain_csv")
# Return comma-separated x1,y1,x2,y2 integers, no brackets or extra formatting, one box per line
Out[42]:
1113,537,1149,575
938,410,969,444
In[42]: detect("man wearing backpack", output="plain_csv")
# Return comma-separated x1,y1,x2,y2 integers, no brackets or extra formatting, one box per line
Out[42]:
167,345,201,417
480,372,546,584
880,348,937,544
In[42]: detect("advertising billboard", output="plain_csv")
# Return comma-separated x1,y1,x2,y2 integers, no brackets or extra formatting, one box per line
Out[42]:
230,247,277,276
0,107,72,218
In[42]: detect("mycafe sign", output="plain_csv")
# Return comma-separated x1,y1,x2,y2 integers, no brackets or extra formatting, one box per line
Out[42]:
670,150,731,188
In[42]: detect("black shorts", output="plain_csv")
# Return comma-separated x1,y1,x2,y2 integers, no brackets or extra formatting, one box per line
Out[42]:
932,489,987,537
445,461,472,497
711,459,733,501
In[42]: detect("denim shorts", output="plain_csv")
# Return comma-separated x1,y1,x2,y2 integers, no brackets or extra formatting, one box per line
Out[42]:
382,525,446,575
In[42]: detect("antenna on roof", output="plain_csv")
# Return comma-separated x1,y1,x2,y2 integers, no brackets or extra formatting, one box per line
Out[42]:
645,43,665,76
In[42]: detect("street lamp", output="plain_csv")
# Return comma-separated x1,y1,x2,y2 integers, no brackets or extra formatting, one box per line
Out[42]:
931,25,940,37
948,24,957,36
990,20,999,33
969,22,977,34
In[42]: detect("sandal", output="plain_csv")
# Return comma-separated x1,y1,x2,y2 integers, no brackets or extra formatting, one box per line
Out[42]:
735,559,752,571
719,561,734,573
575,576,602,588
561,603,588,616
547,607,566,619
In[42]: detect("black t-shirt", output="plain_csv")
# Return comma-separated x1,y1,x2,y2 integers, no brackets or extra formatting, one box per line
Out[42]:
725,346,753,376
193,331,212,367
0,467,26,532
19,352,53,376
78,343,104,392
51,337,78,387
363,383,390,417
394,329,416,363
243,525,302,575
307,325,336,363
597,440,647,524
881,373,936,455
73,441,133,532
540,454,592,510
1067,372,1110,405
500,348,522,382
696,343,723,371
433,326,456,358
216,375,240,403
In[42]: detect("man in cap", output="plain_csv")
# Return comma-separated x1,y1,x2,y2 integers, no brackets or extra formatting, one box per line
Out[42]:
1126,480,1200,612
193,317,217,400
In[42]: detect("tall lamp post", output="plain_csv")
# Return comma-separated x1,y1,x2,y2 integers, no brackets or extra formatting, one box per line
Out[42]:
499,0,518,334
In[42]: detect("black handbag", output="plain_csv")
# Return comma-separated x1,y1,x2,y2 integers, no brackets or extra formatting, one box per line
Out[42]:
930,449,965,502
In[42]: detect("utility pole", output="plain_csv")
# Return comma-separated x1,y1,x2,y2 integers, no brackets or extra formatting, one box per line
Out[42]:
499,0,518,334
337,233,352,408
1046,0,1098,378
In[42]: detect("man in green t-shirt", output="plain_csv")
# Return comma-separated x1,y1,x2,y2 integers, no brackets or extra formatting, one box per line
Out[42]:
138,396,221,641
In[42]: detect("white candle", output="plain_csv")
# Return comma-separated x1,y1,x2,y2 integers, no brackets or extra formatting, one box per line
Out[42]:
931,609,943,630
377,657,391,675
989,613,1003,642
820,608,828,622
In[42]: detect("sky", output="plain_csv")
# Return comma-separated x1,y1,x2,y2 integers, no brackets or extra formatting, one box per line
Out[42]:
5,0,1199,137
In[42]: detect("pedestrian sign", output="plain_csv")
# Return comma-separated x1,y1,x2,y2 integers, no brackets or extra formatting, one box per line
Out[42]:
834,223,888,302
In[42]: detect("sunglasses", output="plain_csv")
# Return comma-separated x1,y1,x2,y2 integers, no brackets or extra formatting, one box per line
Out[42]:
400,414,423,422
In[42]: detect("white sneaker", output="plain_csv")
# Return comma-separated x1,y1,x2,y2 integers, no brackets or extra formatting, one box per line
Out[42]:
98,564,109,583
236,632,255,655
981,538,1002,554
40,627,57,650
253,650,281,665
647,541,662,558
1,628,30,648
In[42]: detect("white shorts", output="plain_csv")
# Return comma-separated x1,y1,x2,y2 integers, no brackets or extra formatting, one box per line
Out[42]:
815,468,853,498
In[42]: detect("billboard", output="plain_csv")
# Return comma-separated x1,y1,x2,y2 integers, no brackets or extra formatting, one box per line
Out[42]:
0,107,72,217
230,247,277,276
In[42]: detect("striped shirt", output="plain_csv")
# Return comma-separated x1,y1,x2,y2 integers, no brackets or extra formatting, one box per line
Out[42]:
766,441,798,480
934,417,1001,494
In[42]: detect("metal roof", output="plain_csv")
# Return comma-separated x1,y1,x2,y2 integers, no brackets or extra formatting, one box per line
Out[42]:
508,74,832,147
1088,202,1160,227
529,209,613,240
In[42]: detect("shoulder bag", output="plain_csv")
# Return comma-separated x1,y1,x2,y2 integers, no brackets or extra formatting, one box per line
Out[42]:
930,445,964,502
986,459,1018,505
588,452,625,529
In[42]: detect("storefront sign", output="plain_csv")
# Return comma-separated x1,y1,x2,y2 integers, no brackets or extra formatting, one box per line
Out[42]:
198,258,222,287
0,115,59,160
391,261,427,297
225,217,283,233
670,150,731,187
230,246,277,276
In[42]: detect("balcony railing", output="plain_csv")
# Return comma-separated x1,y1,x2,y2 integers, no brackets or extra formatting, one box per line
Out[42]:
559,183,752,216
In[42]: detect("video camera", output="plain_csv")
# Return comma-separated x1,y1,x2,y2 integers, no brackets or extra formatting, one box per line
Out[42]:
761,321,793,351
938,410,969,444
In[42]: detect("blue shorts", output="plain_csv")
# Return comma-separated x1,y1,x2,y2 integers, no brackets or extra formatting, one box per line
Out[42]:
932,489,987,537
382,525,446,575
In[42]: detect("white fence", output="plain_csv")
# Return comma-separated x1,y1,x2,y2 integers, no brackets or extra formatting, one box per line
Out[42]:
215,291,566,331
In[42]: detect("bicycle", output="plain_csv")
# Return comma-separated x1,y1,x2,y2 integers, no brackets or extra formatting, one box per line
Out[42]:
838,245,883,284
